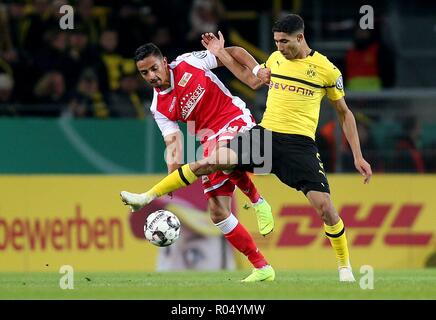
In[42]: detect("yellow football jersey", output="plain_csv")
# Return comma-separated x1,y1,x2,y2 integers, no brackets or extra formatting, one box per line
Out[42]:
259,50,345,140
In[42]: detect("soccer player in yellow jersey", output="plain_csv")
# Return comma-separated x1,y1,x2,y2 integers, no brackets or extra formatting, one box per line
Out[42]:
121,14,372,282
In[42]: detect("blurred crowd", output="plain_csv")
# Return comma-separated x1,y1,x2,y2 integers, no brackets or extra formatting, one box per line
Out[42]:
0,0,400,119
0,0,228,118
317,113,436,173
0,0,434,172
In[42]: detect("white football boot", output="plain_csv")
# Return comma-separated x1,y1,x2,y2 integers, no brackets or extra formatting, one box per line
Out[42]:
120,191,153,212
339,266,356,282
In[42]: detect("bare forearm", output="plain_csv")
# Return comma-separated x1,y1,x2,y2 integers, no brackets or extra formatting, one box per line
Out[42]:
216,47,262,89
167,163,182,174
164,133,183,173
330,98,372,182
166,148,182,173
225,46,259,71
341,110,363,160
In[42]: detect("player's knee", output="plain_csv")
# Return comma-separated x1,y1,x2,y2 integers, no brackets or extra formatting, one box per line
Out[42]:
209,203,230,224
192,160,219,176
203,163,220,175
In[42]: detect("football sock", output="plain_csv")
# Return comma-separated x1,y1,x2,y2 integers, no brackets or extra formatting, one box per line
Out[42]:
215,214,268,268
253,197,264,206
149,164,198,197
229,170,261,204
324,218,350,268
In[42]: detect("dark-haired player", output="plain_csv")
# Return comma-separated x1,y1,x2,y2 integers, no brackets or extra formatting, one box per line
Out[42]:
122,43,275,282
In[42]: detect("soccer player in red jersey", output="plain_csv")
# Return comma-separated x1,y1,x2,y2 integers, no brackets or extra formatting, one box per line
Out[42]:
121,43,275,282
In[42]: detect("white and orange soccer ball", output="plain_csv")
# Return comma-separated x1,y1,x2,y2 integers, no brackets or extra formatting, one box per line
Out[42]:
144,210,181,247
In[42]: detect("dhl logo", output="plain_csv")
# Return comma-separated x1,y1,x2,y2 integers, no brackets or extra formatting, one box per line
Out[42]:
269,204,433,247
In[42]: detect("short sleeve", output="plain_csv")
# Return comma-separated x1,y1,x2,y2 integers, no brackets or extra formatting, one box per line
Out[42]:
179,50,218,71
153,111,180,137
150,92,180,137
326,64,345,101
264,52,277,69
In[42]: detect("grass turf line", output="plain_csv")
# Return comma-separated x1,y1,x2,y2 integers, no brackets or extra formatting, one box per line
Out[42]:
1,269,436,299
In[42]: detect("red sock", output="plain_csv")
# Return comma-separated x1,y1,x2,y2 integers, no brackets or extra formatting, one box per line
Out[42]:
224,223,268,268
229,170,261,203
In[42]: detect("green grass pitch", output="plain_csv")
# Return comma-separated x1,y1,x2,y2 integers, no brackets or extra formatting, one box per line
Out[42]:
1,269,436,300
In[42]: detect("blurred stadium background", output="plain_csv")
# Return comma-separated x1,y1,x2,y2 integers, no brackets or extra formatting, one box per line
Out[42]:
1,0,436,295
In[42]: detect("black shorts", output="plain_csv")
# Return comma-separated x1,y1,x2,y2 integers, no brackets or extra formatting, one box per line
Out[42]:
227,125,330,194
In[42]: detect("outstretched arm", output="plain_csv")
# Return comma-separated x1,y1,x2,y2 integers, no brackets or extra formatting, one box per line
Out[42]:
164,131,183,174
201,31,269,90
330,97,373,184
163,131,183,199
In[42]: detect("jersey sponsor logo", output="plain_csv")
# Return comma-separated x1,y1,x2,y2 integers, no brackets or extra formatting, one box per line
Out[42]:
269,80,315,96
178,72,192,87
180,84,205,120
336,75,344,90
169,96,177,113
192,51,208,59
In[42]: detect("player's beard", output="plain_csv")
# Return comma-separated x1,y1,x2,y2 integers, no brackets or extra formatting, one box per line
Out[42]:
281,47,300,60
150,78,162,88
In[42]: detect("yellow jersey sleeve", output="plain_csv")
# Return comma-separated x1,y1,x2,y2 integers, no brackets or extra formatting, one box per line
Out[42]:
325,64,345,101
265,51,279,69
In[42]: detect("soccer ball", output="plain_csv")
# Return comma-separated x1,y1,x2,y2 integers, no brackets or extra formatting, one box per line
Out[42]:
144,210,181,247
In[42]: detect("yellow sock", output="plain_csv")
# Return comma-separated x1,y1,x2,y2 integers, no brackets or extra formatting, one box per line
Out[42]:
324,218,350,268
149,164,198,197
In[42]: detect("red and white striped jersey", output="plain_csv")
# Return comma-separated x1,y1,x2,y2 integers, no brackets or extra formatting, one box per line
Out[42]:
149,50,254,143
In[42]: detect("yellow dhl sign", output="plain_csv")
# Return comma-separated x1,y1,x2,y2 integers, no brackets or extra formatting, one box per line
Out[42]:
253,203,432,248
235,174,436,269
1,175,436,271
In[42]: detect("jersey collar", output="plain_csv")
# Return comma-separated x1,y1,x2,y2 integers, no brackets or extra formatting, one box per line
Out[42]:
157,69,175,95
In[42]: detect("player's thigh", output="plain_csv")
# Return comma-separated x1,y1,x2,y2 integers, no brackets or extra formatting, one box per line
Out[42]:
207,144,238,169
227,125,271,173
191,154,236,176
272,134,330,194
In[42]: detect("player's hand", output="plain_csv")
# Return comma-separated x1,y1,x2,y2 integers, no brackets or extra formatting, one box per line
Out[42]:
201,31,225,55
354,158,372,184
257,67,271,84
